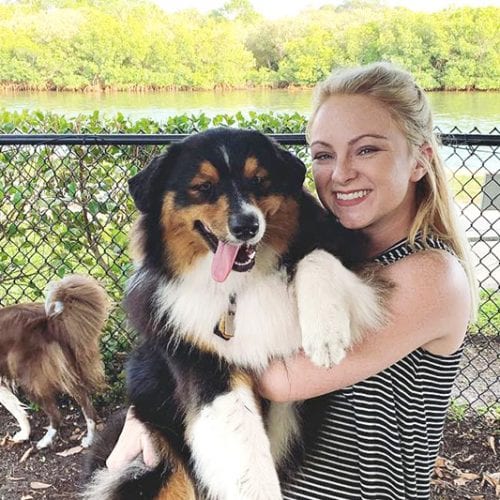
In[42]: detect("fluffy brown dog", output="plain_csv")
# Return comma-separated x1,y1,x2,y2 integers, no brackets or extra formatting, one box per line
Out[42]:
0,274,110,449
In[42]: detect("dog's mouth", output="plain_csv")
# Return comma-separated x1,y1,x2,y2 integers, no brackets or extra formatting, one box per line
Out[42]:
194,221,257,282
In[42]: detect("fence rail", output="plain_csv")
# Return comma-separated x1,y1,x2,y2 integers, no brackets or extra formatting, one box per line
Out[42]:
0,130,498,409
0,132,499,146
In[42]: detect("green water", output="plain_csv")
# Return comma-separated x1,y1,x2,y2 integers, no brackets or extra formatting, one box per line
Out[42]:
0,89,498,133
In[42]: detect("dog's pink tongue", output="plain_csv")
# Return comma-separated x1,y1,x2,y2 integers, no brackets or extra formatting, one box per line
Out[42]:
211,241,241,282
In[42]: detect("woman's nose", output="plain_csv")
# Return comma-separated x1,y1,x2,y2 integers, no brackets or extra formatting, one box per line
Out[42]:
331,157,356,184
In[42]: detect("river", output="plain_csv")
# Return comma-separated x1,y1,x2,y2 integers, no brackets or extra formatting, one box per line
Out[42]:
0,89,499,133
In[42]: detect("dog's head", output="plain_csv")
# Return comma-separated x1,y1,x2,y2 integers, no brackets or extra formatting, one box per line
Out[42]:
129,128,306,281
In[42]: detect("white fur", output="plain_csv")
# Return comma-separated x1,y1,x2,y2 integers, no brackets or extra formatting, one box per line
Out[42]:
44,282,64,316
153,245,302,371
82,459,147,500
220,145,230,168
0,384,31,442
81,415,96,448
266,402,301,465
36,424,57,449
295,249,384,367
186,385,281,500
118,237,385,499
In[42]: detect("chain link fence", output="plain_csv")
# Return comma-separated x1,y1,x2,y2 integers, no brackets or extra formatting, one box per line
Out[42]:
0,128,498,409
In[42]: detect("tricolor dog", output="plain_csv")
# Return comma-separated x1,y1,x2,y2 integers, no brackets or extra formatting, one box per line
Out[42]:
84,128,387,499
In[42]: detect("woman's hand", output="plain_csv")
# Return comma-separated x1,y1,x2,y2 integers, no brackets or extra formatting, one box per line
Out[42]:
106,406,160,470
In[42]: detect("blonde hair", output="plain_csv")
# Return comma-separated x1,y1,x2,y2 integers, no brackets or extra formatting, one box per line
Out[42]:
307,61,478,319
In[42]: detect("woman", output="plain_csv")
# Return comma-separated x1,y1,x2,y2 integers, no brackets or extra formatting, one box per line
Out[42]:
107,62,478,499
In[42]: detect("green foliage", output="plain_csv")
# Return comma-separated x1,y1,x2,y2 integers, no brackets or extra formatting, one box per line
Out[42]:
0,110,312,377
468,289,500,337
0,1,498,90
448,399,469,422
0,110,497,383
448,399,500,422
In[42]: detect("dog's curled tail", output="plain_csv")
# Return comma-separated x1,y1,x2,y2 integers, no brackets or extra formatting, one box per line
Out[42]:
44,274,111,391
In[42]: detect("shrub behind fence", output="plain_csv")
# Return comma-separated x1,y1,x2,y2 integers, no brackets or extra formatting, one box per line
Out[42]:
0,117,498,410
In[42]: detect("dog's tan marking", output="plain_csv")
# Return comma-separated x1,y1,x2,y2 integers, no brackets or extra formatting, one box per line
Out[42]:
153,434,196,500
230,371,254,391
242,157,259,177
155,467,196,500
160,193,231,275
196,161,220,182
188,161,220,200
243,157,271,189
230,370,264,413
259,196,300,255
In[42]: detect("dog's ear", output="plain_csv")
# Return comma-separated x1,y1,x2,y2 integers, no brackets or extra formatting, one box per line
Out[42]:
277,146,306,190
128,144,181,213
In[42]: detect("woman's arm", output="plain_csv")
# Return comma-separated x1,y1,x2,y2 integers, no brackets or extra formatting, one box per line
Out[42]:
258,250,471,402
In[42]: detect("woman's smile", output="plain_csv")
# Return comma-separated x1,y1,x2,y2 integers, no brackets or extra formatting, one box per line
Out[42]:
334,189,371,206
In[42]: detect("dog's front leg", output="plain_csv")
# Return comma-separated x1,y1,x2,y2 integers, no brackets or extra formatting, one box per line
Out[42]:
295,249,384,368
185,378,281,500
0,385,31,443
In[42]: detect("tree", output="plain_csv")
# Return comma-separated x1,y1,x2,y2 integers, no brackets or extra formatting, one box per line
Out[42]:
211,0,261,23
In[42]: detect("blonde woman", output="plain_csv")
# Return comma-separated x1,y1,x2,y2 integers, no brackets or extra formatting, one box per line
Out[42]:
107,62,478,500
258,61,478,499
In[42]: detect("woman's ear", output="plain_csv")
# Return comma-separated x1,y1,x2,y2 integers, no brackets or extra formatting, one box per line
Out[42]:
411,143,433,182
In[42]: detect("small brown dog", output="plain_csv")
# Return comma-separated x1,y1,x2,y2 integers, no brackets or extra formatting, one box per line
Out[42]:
0,274,110,449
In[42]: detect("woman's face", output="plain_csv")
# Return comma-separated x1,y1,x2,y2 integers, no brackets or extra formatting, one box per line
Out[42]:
309,94,426,242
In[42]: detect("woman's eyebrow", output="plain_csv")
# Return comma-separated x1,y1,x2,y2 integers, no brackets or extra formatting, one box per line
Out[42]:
348,133,388,145
309,140,331,148
310,134,389,149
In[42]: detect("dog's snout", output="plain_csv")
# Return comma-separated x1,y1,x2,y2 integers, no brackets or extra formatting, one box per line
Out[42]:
229,213,259,241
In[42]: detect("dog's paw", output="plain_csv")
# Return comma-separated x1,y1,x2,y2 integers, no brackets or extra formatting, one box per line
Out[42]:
302,337,347,368
11,430,30,443
36,427,57,449
237,470,282,500
81,434,93,448
301,310,351,368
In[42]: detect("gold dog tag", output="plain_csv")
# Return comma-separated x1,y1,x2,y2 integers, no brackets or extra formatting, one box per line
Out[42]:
213,293,237,341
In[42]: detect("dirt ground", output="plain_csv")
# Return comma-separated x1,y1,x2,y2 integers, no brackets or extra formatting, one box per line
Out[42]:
0,400,498,500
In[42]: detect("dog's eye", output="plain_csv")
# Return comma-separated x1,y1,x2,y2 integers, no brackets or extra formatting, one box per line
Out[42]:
192,182,213,192
251,176,265,186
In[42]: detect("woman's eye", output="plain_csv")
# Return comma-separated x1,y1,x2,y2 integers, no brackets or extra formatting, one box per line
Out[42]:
358,146,378,156
312,152,333,161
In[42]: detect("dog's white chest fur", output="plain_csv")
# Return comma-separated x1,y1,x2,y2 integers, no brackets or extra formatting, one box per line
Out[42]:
154,250,301,370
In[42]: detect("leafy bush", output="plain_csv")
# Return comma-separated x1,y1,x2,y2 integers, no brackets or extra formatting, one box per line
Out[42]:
0,111,497,388
0,110,312,381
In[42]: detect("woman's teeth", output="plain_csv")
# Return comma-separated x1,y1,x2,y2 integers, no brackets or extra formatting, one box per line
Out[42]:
336,190,369,200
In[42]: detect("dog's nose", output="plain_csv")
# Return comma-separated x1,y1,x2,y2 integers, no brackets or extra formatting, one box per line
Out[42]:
229,213,259,241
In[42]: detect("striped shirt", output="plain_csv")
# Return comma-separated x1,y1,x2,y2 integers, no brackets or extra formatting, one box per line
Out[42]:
283,236,462,500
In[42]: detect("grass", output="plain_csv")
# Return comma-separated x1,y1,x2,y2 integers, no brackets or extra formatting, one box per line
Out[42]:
469,289,500,336
448,398,500,422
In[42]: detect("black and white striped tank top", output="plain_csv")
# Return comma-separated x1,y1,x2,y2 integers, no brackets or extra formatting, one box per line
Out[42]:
283,235,463,500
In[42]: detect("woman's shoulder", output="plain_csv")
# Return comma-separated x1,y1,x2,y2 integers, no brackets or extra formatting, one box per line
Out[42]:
385,246,466,286
383,249,470,355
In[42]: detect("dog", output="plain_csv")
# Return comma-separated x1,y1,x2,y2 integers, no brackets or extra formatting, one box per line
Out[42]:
84,128,388,499
0,274,110,449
